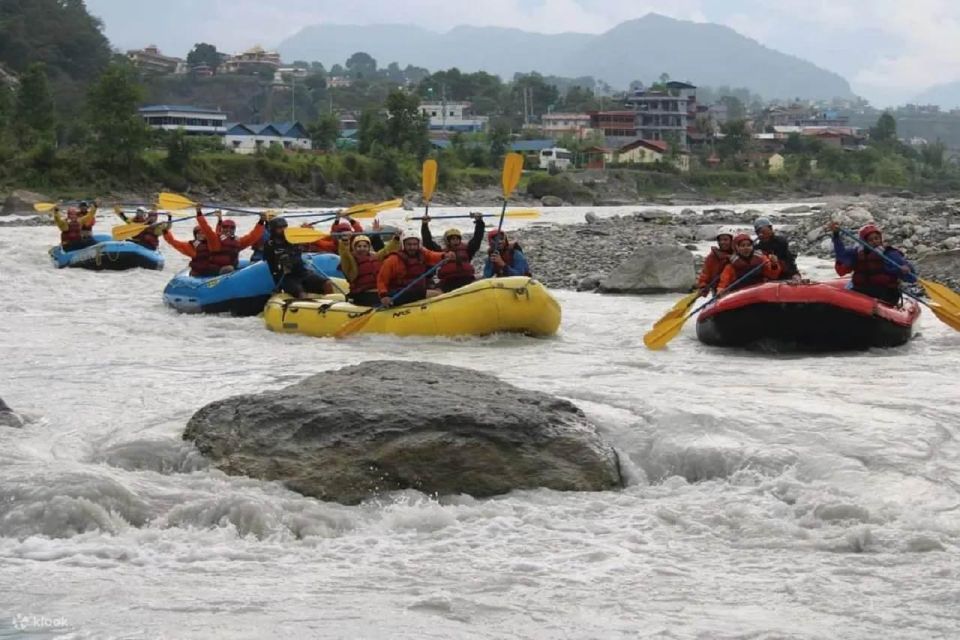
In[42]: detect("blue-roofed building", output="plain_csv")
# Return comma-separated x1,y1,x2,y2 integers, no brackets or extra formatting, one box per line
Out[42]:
509,139,556,152
138,105,227,135
224,121,312,154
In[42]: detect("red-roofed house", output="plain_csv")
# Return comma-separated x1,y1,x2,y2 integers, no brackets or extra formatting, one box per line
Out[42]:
609,139,689,172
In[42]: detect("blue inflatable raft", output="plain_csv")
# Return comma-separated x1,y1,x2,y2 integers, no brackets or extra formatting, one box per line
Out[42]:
162,253,343,316
49,234,165,271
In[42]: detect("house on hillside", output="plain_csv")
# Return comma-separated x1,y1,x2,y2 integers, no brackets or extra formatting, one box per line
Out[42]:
418,102,488,133
541,113,592,140
220,46,281,75
127,46,184,75
608,139,689,172
626,81,698,150
588,111,637,137
224,122,312,154
139,105,227,135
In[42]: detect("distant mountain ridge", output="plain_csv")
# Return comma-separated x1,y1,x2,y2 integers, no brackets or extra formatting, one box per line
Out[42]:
278,13,854,101
915,81,960,110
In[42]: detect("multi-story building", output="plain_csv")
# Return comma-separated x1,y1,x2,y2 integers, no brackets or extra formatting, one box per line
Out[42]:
587,111,637,137
418,101,488,133
220,46,281,75
540,113,592,139
138,105,227,135
127,45,184,75
626,81,697,149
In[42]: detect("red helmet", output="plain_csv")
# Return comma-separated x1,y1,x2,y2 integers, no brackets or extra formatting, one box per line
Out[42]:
858,223,882,242
733,233,753,246
220,219,237,230
487,229,505,244
331,221,353,234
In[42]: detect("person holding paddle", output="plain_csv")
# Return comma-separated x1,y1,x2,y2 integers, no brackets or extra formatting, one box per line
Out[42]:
263,217,334,298
376,234,448,307
754,217,800,281
52,200,99,251
828,221,915,305
195,205,266,275
696,228,735,296
483,229,531,278
163,217,217,277
113,206,164,250
716,233,782,295
338,229,400,307
421,211,485,292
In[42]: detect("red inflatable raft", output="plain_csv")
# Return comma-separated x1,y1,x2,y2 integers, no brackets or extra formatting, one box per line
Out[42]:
696,279,921,349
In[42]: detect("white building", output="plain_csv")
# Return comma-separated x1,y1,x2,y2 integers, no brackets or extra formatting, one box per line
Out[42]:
138,105,227,135
224,122,312,154
541,113,591,139
418,101,488,133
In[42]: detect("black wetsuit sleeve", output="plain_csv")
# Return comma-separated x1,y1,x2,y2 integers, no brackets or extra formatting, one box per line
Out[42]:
466,217,485,259
421,221,442,251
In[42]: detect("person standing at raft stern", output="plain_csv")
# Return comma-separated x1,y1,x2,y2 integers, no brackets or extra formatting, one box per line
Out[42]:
377,234,447,307
263,217,334,299
696,228,735,296
421,211,486,292
828,221,916,305
483,229,532,278
717,233,782,295
753,217,799,281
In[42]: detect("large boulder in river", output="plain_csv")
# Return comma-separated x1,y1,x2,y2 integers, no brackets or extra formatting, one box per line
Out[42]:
916,249,960,288
1,189,50,216
183,361,623,504
541,195,564,207
598,245,696,294
0,397,24,428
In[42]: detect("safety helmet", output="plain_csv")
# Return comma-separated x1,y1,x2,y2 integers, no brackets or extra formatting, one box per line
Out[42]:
351,234,372,249
220,219,237,230
269,217,288,232
753,217,773,232
486,229,505,244
332,221,353,234
443,228,463,240
402,234,420,245
136,207,146,214
716,227,734,241
858,223,882,242
78,201,89,209
733,233,754,246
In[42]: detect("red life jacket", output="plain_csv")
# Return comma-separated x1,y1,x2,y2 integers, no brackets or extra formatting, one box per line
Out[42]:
133,228,160,251
391,250,427,291
852,247,898,289
190,240,214,276
61,219,83,246
497,243,531,277
728,252,766,287
209,235,241,269
80,216,95,239
437,245,475,283
351,253,381,293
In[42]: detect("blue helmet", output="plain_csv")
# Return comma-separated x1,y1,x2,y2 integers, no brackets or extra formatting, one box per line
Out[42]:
753,217,773,232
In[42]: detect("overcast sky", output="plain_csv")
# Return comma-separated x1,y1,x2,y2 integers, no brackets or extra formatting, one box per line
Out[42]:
84,0,960,107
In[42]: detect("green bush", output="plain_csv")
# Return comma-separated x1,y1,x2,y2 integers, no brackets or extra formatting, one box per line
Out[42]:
526,174,593,203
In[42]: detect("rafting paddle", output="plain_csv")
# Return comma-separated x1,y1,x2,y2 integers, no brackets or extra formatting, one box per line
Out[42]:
644,263,766,350
422,159,438,213
157,192,264,215
405,210,541,221
333,258,450,339
652,276,722,328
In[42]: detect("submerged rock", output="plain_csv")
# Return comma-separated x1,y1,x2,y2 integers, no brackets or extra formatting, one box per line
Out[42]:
598,245,696,294
0,397,24,428
183,361,624,504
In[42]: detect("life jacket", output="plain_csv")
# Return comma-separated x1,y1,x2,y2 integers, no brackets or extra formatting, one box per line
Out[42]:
209,235,241,269
60,218,83,246
703,247,732,280
495,243,531,277
351,253,381,293
437,245,475,283
852,247,899,290
391,250,428,292
190,240,213,276
80,215,95,239
728,252,766,288
133,228,160,251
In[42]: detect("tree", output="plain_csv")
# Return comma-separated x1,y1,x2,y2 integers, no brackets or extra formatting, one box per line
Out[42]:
383,89,428,158
186,43,221,72
871,113,897,144
13,63,56,149
345,52,377,79
329,64,346,76
357,109,386,154
920,140,945,169
86,62,148,171
309,113,340,151
717,119,752,164
719,95,746,121
164,129,191,173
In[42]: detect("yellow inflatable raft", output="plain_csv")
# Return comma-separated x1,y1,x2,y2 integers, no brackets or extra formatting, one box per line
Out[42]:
263,276,561,338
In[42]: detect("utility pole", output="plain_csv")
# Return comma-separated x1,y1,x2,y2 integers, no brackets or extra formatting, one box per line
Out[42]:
291,74,296,121
441,83,447,132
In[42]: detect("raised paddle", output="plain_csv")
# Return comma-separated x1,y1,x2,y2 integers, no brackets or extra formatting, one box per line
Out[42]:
644,262,766,350
333,258,450,339
405,210,541,221
284,226,400,245
111,208,249,241
158,192,264,215
838,227,960,318
422,159,438,210
652,275,722,328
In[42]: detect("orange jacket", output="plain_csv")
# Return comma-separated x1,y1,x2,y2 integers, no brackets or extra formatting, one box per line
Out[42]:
717,254,781,291
163,228,196,257
197,213,264,252
376,248,446,296
304,219,364,253
697,248,733,289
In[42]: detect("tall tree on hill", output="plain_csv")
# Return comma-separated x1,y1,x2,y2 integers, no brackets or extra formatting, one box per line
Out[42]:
383,89,429,159
86,63,148,172
309,113,340,151
718,119,752,165
13,63,56,149
871,113,897,144
186,43,222,72
357,109,386,155
345,52,377,79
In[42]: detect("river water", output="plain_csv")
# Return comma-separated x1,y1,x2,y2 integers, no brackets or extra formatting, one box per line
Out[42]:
1,204,958,639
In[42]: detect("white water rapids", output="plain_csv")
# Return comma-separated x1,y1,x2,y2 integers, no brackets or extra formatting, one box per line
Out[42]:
0,204,958,639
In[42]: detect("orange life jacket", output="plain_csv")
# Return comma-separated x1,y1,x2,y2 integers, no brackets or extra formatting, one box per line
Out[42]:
351,253,381,293
437,245,475,284
728,252,766,288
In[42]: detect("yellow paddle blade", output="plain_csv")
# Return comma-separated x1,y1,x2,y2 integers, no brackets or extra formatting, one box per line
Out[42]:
643,313,692,350
33,202,58,212
158,192,198,211
348,198,403,219
333,309,377,339
112,222,149,241
501,153,524,198
926,299,960,331
504,209,540,218
422,159,438,203
284,227,331,244
653,291,699,328
921,279,960,314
